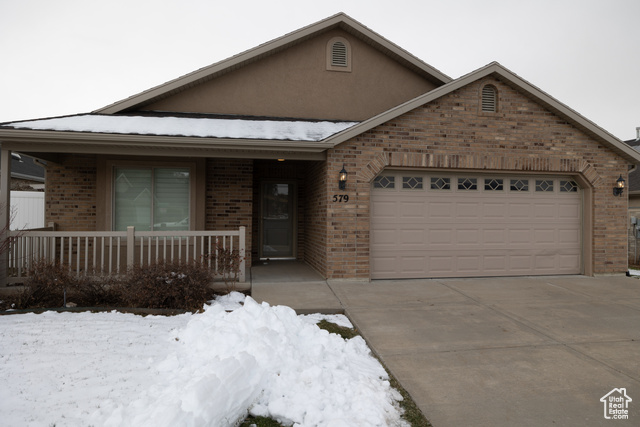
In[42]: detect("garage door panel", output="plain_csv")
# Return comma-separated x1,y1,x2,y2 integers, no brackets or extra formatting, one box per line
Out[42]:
429,229,453,245
508,228,532,244
507,202,532,218
399,229,426,245
484,202,508,218
372,200,397,218
456,229,480,245
428,202,453,218
534,203,557,218
456,202,481,218
371,173,581,279
558,202,581,218
534,229,557,244
398,201,425,218
483,229,507,245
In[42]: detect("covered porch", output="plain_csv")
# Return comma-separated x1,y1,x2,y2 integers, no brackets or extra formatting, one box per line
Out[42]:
0,151,329,288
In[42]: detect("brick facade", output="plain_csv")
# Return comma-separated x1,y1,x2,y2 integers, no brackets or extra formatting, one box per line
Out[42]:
45,154,97,231
40,78,631,278
205,158,254,258
323,77,630,278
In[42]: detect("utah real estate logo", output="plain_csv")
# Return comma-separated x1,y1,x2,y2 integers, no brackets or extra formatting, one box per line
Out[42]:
600,388,632,420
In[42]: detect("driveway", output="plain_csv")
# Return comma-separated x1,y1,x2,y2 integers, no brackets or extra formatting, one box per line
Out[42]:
328,275,640,427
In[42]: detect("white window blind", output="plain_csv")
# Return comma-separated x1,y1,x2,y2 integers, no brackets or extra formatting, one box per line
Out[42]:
114,167,190,231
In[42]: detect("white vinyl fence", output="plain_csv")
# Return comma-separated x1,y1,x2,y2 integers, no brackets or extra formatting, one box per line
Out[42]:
11,191,45,230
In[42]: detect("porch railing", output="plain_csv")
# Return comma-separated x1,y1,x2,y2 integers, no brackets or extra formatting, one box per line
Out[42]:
6,226,246,285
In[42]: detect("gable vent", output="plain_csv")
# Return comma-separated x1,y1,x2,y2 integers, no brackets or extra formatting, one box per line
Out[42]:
481,85,497,112
331,41,348,67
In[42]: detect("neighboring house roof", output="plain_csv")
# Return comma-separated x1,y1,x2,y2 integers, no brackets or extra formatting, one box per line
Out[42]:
95,13,452,115
0,152,45,183
325,61,640,165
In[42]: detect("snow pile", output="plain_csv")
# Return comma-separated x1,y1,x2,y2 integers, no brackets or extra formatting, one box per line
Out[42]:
4,114,359,142
0,294,406,427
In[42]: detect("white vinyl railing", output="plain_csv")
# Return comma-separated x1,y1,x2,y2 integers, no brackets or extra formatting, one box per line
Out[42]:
7,226,246,284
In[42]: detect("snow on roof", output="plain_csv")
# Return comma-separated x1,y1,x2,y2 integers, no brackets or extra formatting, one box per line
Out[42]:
3,114,359,142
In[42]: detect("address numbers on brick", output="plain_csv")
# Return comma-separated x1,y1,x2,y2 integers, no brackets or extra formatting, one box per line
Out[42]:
332,195,349,202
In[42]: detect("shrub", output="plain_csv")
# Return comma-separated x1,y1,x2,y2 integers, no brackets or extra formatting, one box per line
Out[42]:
205,242,244,292
116,262,214,311
9,260,80,309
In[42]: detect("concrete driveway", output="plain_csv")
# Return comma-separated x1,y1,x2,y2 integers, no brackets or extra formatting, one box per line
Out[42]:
328,275,640,427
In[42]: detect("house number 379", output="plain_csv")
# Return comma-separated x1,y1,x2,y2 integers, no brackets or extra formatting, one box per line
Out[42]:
332,195,349,203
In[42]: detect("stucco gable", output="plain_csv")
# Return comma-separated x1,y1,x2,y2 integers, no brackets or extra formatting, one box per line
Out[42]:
95,13,451,120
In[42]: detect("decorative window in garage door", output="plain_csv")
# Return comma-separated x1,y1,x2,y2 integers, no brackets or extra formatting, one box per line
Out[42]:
402,176,423,189
431,177,451,190
372,173,580,196
484,178,504,191
373,175,395,189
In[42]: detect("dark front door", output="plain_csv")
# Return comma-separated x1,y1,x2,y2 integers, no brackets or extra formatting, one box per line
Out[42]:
261,182,295,259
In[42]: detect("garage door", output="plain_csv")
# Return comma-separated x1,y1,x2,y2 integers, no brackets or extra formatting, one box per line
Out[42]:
371,172,582,279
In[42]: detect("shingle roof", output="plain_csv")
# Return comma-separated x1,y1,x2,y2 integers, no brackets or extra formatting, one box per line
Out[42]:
1,114,359,142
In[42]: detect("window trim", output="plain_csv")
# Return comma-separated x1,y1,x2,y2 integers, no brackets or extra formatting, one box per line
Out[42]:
98,158,203,231
326,37,352,72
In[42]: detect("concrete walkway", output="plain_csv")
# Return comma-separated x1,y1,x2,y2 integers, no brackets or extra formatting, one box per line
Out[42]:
251,267,640,426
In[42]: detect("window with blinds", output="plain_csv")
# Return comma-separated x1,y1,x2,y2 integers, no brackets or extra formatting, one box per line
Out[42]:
113,167,190,231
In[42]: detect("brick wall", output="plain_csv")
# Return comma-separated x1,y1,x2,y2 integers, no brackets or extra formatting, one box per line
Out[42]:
324,77,630,278
45,154,97,231
205,158,253,258
304,160,328,277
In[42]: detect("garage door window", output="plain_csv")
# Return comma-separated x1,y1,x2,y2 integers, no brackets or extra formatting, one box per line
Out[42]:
458,177,477,190
402,176,423,189
535,179,554,192
560,180,578,192
510,179,529,192
373,176,395,189
484,178,504,191
431,177,451,190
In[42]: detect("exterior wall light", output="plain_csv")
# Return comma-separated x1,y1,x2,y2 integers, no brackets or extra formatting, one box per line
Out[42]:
613,175,626,197
338,164,348,190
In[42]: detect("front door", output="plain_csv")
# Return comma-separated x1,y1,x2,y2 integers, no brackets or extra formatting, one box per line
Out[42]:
261,182,295,259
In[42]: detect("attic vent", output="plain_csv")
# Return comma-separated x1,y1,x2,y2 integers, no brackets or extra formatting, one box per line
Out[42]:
331,42,347,67
326,37,351,72
481,85,497,112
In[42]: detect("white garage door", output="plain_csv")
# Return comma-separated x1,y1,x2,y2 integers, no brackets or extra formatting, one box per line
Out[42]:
371,172,582,279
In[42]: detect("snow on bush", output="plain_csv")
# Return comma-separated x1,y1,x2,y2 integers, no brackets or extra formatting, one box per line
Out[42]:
0,294,406,427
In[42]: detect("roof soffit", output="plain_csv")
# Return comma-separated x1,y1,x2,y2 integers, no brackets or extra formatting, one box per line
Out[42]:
95,13,451,114
325,62,640,164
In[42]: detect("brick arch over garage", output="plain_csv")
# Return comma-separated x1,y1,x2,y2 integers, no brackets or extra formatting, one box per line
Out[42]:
357,152,602,187
357,151,597,277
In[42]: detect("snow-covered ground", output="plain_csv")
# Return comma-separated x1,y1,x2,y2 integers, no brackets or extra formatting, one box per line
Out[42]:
0,293,406,426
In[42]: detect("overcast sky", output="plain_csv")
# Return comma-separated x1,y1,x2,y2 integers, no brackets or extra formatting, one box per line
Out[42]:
1,0,638,140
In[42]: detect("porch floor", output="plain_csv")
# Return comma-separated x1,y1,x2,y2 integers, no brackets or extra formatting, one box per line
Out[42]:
249,260,343,314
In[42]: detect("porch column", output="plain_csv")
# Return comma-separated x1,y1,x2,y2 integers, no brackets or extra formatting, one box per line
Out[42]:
0,147,11,286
